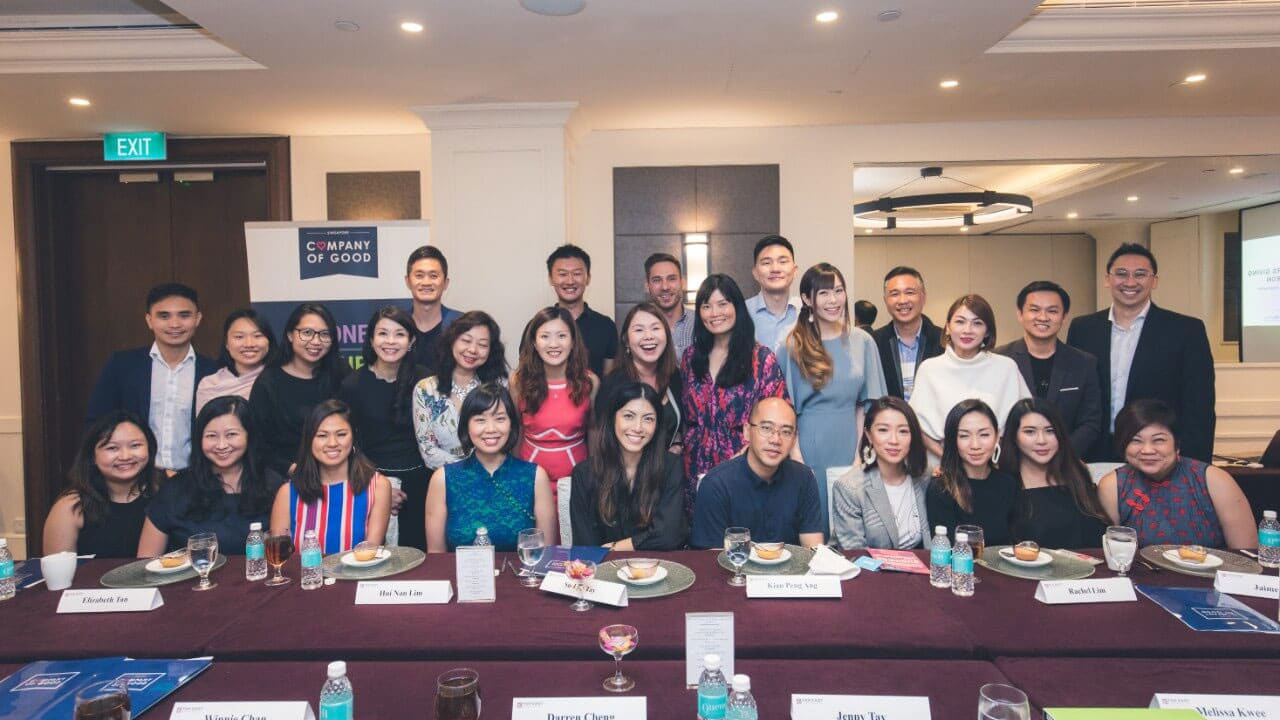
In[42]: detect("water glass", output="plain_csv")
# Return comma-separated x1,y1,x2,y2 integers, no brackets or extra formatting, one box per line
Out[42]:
435,668,481,720
599,624,639,693
187,531,219,591
1104,525,1138,577
517,528,546,588
978,683,1030,720
725,527,751,587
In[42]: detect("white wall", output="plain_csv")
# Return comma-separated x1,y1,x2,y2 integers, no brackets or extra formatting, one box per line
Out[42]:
0,138,23,559
290,134,432,221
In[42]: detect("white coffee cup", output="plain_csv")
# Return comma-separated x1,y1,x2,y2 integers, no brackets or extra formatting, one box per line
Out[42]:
40,551,78,591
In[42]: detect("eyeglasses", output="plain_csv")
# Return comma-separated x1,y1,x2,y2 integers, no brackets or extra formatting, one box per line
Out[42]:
748,421,796,440
1109,269,1153,281
294,328,332,343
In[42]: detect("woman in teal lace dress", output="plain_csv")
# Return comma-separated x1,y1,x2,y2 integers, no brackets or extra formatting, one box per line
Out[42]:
424,382,557,551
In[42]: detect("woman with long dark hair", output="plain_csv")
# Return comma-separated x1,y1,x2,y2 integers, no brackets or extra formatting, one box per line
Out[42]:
43,411,160,558
1000,398,1108,548
595,301,683,453
571,381,686,550
249,302,349,476
681,274,788,516
778,263,887,529
925,399,1018,545
270,399,391,554
138,396,283,555
339,305,429,549
196,308,276,413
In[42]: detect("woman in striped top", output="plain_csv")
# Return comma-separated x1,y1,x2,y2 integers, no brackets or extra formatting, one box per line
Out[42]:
271,399,392,554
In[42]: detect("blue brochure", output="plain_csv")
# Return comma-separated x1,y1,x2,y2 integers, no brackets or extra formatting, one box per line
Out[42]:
1136,585,1280,634
531,545,610,576
0,656,211,719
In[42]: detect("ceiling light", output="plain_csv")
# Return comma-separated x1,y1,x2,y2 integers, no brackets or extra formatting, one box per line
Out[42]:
333,20,359,32
816,10,839,23
939,79,959,89
1230,166,1245,175
1127,195,1139,202
878,9,902,22
853,166,1033,230
68,97,91,107
520,0,587,16
400,21,424,33
1066,211,1079,219
1184,73,1206,84
959,226,969,232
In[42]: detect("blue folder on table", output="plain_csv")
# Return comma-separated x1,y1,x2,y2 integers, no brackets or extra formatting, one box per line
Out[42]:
1136,585,1280,633
0,656,211,719
530,545,610,576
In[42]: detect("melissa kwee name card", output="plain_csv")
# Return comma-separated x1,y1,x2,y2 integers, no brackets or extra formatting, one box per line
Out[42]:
354,580,452,605
791,694,931,720
745,575,842,599
1151,693,1280,717
57,588,163,613
1035,578,1136,605
170,701,315,720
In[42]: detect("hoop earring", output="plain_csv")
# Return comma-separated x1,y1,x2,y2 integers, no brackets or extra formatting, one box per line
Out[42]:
862,444,876,465
992,443,1002,465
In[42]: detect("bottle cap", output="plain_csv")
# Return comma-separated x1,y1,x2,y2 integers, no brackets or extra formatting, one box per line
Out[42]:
476,526,489,534
955,532,969,543
327,661,346,678
0,538,7,549
731,674,750,692
703,654,721,670
250,522,262,531
1266,510,1277,520
934,526,947,536
304,529,317,538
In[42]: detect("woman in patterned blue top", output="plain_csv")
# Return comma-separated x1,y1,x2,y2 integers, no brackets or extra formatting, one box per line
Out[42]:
425,382,557,551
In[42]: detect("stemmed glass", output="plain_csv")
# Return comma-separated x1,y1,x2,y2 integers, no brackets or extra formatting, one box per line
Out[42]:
187,532,219,591
517,528,546,587
978,683,1030,720
264,531,294,587
725,527,751,587
1104,525,1138,577
565,559,597,612
599,624,639,693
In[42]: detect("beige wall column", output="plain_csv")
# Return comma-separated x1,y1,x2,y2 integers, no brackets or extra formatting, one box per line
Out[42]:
412,102,577,366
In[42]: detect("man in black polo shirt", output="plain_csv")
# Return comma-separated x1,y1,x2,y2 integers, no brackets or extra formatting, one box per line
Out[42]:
691,397,825,549
546,244,617,377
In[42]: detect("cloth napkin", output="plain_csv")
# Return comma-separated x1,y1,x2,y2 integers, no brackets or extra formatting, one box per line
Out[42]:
807,545,860,578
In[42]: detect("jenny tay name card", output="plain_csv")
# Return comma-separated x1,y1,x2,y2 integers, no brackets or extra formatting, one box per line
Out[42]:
171,701,315,720
57,588,163,614
456,545,496,603
791,694,931,720
355,580,452,605
745,574,842,599
511,696,645,720
685,612,734,688
539,572,629,607
1035,578,1137,605
1214,570,1280,600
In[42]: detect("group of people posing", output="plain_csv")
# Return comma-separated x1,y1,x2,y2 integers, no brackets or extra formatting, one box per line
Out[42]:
41,236,1257,563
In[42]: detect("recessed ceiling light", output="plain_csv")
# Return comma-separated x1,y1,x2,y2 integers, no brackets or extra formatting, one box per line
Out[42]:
1230,166,1245,174
68,97,90,107
878,9,902,22
1127,195,1140,202
816,10,839,23
1184,73,1207,84
959,226,970,232
520,0,586,16
400,21,424,33
939,79,959,89
1066,211,1079,219
333,19,359,32
864,229,874,234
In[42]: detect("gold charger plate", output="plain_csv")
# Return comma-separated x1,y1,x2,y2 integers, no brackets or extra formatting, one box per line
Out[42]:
321,545,426,580
596,559,697,599
976,546,1096,581
716,543,814,576
100,554,228,588
1140,544,1261,578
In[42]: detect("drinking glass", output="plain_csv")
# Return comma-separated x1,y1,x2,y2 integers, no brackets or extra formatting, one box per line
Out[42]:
1104,525,1138,577
264,531,294,587
187,531,219,591
434,668,481,720
725,527,751,587
957,524,984,583
565,559,597,612
517,528,546,588
599,624,639,693
978,683,1030,720
74,680,131,720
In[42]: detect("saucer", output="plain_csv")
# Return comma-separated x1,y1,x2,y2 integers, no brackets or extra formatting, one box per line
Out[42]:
998,547,1054,568
1162,548,1224,570
616,565,668,586
145,557,191,574
749,548,791,565
341,548,391,568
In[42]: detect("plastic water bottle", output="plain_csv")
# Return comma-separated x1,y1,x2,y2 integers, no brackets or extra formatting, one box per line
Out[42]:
724,674,758,720
1259,510,1280,569
697,653,728,720
951,531,974,597
0,539,14,601
929,525,952,589
473,527,492,547
318,660,354,720
301,530,323,590
244,522,267,581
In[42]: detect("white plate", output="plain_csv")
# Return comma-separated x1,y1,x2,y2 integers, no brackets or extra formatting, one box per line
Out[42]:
998,547,1054,568
341,548,391,568
145,557,190,574
1162,548,1224,569
616,565,668,586
749,548,791,565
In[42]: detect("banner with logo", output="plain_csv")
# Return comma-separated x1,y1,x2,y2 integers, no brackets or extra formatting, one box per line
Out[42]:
244,220,430,369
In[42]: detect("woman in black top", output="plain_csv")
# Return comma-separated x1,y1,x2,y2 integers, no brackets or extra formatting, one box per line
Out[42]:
571,381,686,550
594,301,683,453
340,306,430,550
925,399,1017,546
137,396,283,555
249,302,348,476
43,411,160,558
1001,398,1109,548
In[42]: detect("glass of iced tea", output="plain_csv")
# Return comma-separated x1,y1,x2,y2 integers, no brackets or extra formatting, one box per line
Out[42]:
435,668,481,720
264,532,294,587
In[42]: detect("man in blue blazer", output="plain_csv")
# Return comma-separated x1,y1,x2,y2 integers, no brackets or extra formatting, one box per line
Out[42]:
85,283,217,472
1066,244,1216,463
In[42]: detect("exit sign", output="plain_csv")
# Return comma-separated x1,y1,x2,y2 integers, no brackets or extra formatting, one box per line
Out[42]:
103,132,167,161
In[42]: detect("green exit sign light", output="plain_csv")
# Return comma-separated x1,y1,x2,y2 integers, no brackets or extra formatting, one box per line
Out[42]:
104,132,167,161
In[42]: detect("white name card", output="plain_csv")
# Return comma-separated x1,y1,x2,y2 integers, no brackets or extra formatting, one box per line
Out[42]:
171,701,315,720
745,574,842,599
456,545,496,603
539,571,629,607
791,693,931,720
355,580,452,605
1214,570,1280,600
511,696,646,720
1152,693,1280,717
57,588,163,614
1035,578,1137,605
685,612,734,688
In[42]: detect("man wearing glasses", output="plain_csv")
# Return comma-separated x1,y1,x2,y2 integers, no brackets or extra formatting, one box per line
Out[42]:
1067,243,1216,462
690,397,825,549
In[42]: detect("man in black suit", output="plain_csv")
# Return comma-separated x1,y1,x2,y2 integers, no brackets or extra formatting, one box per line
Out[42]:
871,266,943,400
996,281,1102,456
85,283,217,472
1066,244,1216,462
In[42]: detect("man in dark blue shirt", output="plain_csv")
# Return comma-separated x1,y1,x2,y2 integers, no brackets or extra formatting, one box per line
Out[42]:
691,397,825,549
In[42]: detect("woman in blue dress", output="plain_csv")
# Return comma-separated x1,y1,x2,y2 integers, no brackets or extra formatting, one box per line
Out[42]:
777,263,887,536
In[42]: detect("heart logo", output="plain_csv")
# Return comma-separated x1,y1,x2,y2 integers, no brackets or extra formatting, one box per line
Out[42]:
315,240,327,251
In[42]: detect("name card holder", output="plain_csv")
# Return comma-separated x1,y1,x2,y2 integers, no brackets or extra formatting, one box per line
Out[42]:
1152,693,1280,717
539,572,629,607
511,696,645,720
1035,578,1137,605
171,701,315,720
1214,570,1280,600
355,580,452,605
745,574,842,599
57,588,163,614
791,693,931,720
456,545,496,603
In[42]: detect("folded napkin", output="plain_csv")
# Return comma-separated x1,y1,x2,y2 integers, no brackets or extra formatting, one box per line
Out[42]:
807,545,859,577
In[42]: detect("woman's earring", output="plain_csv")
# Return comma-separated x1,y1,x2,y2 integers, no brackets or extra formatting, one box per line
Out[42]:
992,443,1002,465
862,444,876,465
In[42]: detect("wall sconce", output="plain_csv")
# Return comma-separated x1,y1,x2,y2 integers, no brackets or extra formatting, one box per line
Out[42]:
683,232,709,305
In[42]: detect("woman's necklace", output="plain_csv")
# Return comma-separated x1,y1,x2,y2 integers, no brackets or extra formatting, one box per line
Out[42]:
451,375,478,400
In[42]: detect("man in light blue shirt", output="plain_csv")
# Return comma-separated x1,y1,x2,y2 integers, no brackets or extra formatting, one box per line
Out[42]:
744,235,798,350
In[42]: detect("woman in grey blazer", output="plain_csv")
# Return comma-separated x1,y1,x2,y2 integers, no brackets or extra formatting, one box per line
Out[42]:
832,396,932,550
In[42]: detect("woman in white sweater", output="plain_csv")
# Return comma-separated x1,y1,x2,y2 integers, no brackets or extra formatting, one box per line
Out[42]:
909,294,1030,460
